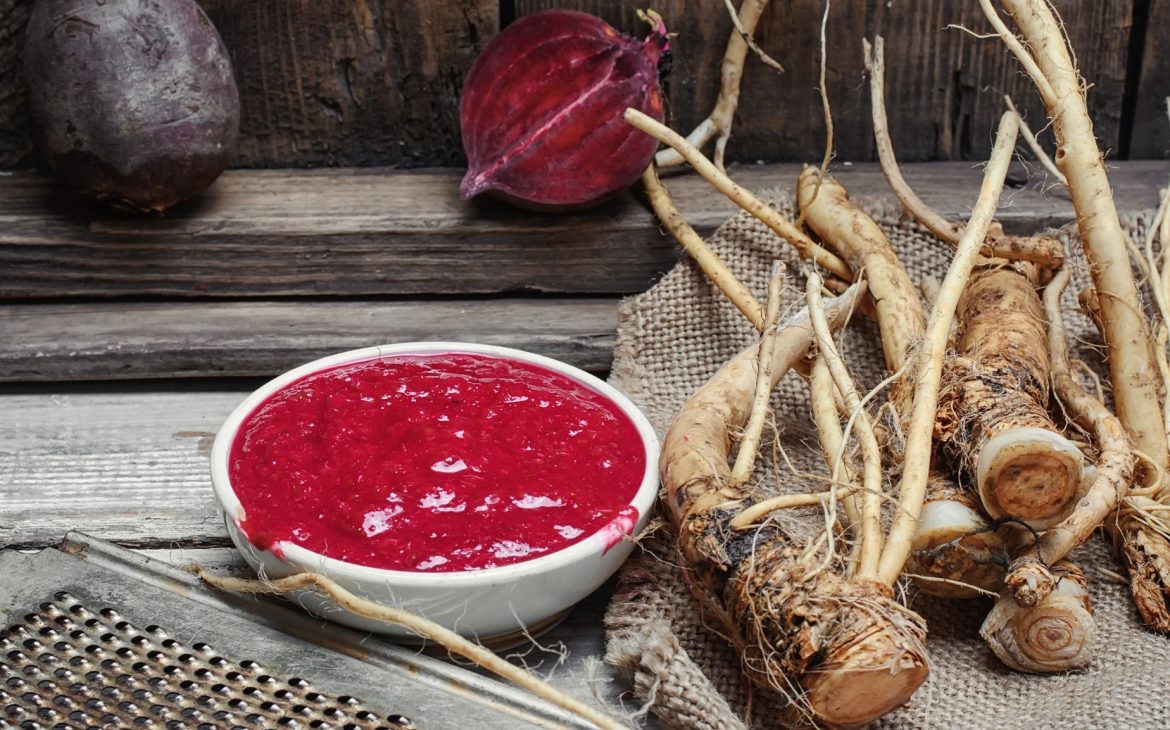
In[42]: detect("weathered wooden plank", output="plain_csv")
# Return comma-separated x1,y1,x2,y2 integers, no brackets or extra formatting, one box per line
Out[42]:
0,388,238,547
2,161,1166,299
0,1,1138,169
516,0,1133,163
0,0,496,169
200,0,495,168
0,298,620,381
0,1,33,169
1130,0,1170,158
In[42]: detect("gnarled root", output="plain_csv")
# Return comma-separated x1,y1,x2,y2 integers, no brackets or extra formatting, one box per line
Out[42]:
1042,268,1154,627
988,0,1168,474
796,167,924,379
662,284,928,724
727,543,928,726
655,0,775,171
1112,514,1170,633
935,264,1083,528
906,475,1006,598
1004,554,1056,608
980,560,1096,673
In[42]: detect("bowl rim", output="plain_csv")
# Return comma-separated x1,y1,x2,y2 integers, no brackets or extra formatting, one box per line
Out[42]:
210,341,661,588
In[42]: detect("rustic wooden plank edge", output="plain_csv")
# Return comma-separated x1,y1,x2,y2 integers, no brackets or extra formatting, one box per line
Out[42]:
0,298,621,382
3,162,1165,299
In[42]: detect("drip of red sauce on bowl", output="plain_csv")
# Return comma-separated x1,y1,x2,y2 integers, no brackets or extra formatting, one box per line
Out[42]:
229,353,646,572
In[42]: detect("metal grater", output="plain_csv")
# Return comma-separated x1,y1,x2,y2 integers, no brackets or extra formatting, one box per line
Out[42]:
0,533,593,729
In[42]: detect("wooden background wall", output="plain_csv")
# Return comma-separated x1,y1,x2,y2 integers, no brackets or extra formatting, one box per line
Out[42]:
1,0,1167,170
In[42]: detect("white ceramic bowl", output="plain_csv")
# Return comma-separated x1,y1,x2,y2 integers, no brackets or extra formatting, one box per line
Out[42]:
210,342,660,644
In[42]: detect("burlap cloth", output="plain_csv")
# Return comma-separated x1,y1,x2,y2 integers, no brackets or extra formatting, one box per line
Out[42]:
602,188,1170,729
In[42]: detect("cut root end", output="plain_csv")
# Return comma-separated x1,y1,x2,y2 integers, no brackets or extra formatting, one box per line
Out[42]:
800,587,930,725
908,497,1007,598
977,428,1086,529
981,561,1095,674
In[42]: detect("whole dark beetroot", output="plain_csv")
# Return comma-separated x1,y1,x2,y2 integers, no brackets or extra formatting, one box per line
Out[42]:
460,10,668,211
23,0,240,213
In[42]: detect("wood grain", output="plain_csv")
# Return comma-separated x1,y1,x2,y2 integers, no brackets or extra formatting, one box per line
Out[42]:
199,0,496,168
0,388,240,547
0,1,1142,167
2,161,1166,299
0,298,620,381
1130,0,1170,158
516,0,1133,163
0,0,33,169
2,0,496,169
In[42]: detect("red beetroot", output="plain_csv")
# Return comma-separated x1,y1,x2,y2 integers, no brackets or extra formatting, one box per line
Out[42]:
459,10,668,211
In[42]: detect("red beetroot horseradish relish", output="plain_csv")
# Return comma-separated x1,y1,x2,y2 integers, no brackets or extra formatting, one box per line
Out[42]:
229,353,646,572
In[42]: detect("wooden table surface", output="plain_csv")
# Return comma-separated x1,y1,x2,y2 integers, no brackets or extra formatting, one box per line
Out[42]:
3,160,1166,722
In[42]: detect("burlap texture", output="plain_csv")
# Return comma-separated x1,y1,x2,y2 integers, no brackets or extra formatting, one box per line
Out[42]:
603,189,1170,729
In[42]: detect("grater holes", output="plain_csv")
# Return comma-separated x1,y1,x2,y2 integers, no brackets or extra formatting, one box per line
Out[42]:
9,596,405,729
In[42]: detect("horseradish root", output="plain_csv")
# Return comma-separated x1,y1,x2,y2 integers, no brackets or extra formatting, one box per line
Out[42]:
986,0,1170,630
625,109,853,282
796,167,924,380
730,264,785,484
655,0,775,170
905,476,1006,598
877,111,1021,585
988,0,1168,474
640,165,765,328
863,36,1063,269
806,271,885,579
936,263,1084,529
1039,269,1160,626
980,559,1096,673
661,284,929,726
792,163,1004,597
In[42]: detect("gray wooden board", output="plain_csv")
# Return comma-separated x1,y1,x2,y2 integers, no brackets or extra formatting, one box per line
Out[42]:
0,298,619,382
2,387,243,548
3,161,1166,299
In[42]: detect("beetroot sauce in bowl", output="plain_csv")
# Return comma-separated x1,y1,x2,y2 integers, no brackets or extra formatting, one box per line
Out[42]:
228,352,647,573
211,344,659,640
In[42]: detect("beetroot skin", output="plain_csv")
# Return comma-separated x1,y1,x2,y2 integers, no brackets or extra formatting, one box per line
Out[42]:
459,10,668,211
23,0,240,213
